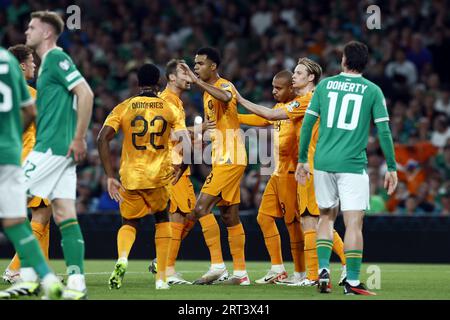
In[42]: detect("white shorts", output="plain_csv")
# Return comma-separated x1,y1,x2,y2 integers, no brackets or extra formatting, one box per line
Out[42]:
23,150,77,201
313,169,370,211
0,165,27,218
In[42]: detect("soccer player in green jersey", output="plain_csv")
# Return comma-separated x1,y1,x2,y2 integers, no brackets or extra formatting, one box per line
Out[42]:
0,46,63,300
23,11,94,300
296,41,398,295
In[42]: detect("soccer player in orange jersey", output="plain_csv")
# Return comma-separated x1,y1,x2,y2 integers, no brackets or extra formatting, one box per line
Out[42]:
156,59,196,285
97,64,191,290
3,44,52,284
237,70,306,285
180,47,249,285
236,58,347,286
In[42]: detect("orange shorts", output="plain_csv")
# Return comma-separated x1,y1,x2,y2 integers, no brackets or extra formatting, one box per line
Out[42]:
259,174,299,223
298,174,319,216
169,175,196,214
28,196,50,208
201,165,246,206
120,185,170,220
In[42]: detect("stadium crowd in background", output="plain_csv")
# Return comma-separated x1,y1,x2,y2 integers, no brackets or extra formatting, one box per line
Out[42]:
1,0,449,216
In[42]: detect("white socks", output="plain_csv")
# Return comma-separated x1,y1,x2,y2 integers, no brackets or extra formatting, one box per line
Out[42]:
20,267,38,282
67,274,86,291
271,264,286,273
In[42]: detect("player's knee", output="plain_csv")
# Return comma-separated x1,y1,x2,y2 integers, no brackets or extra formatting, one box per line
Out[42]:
257,213,271,228
193,204,207,218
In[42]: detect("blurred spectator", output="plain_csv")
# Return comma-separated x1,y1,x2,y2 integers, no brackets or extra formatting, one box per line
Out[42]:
430,115,450,148
385,49,418,88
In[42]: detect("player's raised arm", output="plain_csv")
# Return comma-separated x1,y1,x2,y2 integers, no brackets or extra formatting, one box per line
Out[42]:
237,91,287,121
179,62,232,103
67,81,94,162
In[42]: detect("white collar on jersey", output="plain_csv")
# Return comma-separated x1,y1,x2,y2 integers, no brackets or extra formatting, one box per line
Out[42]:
340,72,362,77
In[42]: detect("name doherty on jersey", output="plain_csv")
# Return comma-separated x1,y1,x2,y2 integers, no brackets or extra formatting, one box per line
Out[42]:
132,101,164,109
326,81,368,94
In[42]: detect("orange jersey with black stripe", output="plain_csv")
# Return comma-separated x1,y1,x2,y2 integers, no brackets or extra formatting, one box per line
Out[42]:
159,87,190,176
21,86,37,161
282,91,319,171
204,78,247,166
104,93,186,190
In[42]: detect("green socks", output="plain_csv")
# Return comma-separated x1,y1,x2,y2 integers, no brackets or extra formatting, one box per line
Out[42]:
316,239,333,271
4,220,51,278
59,219,85,275
345,250,363,282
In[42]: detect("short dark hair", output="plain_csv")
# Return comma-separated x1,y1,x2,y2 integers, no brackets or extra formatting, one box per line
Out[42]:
165,59,186,81
31,11,65,37
343,41,369,73
137,63,160,87
8,44,33,63
196,47,221,67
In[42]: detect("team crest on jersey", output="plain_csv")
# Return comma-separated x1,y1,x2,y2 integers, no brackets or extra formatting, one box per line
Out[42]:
59,59,70,71
220,83,231,89
286,101,300,112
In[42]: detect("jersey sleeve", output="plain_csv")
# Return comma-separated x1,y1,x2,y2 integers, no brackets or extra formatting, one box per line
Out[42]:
304,86,321,118
49,50,85,91
283,95,310,121
168,103,187,132
218,80,236,105
103,102,126,132
372,86,389,123
238,114,271,127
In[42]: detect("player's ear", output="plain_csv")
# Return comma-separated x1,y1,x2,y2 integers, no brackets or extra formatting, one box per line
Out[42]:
210,63,217,71
168,73,176,82
20,63,26,72
308,73,315,83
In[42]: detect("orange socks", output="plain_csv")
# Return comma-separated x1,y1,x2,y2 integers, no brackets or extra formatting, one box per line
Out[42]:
227,223,246,271
304,230,318,281
286,220,306,273
167,222,184,268
257,213,282,265
199,214,224,264
117,224,136,259
155,222,172,281
332,229,346,266
8,221,49,271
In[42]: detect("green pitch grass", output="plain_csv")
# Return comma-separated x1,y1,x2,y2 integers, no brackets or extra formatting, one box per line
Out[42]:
0,260,449,300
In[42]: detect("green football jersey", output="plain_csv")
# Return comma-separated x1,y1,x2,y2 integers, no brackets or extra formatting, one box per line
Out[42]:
0,47,33,166
306,72,389,174
35,48,85,156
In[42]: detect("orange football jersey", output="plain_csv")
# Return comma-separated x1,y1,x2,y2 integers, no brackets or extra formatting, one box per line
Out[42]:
203,78,247,166
283,91,319,171
21,86,37,161
104,93,186,190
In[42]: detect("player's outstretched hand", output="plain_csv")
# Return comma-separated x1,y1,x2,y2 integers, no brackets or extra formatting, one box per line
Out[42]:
295,162,310,185
66,138,87,163
205,118,216,130
172,164,188,185
179,63,198,83
107,177,124,203
384,171,398,195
